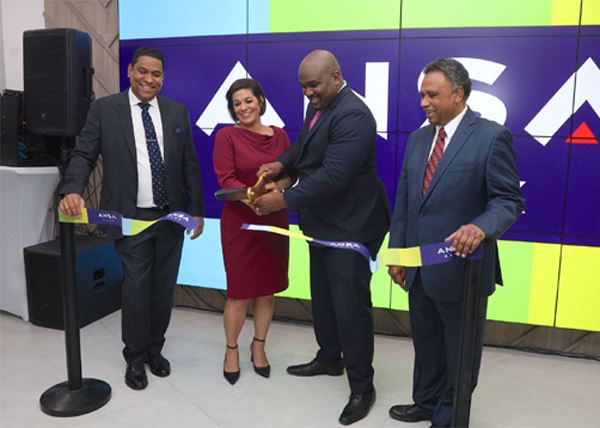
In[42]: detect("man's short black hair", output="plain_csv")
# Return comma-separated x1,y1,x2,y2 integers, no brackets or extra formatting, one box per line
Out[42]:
131,46,165,70
423,58,472,100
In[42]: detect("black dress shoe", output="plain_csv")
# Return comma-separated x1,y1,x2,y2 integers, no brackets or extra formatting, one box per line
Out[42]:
287,359,344,377
389,404,433,422
253,362,270,378
223,344,240,385
250,337,270,379
338,388,376,425
145,353,171,377
223,369,240,385
125,362,148,390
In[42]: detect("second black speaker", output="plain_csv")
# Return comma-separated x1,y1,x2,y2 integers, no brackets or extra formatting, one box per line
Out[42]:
23,28,93,137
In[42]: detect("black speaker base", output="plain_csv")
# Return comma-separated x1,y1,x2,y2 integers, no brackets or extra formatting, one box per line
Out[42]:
40,378,111,417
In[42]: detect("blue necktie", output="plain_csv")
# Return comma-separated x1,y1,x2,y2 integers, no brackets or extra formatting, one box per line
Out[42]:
139,102,168,209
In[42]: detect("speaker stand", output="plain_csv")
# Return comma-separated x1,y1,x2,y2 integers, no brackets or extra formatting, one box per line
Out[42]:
40,140,111,416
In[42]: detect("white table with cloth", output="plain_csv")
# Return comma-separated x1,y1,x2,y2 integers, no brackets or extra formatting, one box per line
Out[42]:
0,166,59,321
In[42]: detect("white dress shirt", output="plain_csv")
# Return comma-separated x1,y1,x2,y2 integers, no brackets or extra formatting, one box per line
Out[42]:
128,88,165,208
427,105,468,158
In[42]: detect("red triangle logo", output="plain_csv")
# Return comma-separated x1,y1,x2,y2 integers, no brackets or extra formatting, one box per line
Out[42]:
566,122,598,144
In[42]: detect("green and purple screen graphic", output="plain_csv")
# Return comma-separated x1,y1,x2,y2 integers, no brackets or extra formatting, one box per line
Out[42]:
119,0,600,332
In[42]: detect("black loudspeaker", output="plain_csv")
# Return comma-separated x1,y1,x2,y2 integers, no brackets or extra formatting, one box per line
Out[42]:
1,90,58,166
0,92,21,166
23,28,93,137
24,236,123,330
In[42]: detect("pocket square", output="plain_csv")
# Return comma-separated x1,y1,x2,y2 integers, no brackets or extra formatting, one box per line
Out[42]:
173,128,182,136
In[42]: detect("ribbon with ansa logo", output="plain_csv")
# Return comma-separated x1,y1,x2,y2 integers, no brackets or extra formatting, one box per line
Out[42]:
59,208,200,236
241,224,482,273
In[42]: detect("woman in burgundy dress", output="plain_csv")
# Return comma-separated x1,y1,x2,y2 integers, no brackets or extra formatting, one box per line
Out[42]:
213,78,292,385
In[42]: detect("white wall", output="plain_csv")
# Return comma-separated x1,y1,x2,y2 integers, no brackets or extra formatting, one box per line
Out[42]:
0,0,45,91
0,3,4,91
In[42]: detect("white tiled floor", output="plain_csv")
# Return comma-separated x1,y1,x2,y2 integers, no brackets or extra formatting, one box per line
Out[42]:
1,307,599,428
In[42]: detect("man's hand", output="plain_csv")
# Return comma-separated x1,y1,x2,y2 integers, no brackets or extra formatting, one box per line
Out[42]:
257,161,283,182
59,193,85,218
388,266,406,289
265,176,293,193
445,223,485,258
251,192,287,214
239,199,264,216
187,216,204,240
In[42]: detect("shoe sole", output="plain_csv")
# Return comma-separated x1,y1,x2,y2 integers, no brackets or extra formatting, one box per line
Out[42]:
125,380,148,390
287,370,345,377
389,413,432,422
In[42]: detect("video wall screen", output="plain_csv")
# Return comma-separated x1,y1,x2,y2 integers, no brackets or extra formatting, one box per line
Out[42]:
119,0,600,332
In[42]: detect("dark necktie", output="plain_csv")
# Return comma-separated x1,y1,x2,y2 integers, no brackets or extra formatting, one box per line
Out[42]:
139,102,168,209
423,127,447,196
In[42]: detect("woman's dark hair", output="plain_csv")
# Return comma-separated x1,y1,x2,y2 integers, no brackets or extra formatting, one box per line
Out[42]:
225,78,267,122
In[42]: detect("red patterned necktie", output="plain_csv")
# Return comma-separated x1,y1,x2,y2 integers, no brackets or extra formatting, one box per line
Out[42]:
423,127,447,196
309,110,322,131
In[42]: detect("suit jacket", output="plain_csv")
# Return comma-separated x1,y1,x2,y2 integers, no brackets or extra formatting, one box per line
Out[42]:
390,107,524,301
61,90,204,239
278,85,391,256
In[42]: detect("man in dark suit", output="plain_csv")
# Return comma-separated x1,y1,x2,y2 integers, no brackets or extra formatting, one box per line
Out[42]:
60,46,204,390
254,50,391,425
387,58,524,428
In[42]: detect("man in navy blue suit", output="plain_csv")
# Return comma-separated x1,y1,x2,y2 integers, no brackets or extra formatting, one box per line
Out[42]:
60,47,204,391
254,50,391,425
387,58,524,428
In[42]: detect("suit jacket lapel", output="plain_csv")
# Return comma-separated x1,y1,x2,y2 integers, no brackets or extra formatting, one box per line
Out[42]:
296,85,350,161
158,96,171,170
417,125,436,202
422,108,476,203
116,91,136,162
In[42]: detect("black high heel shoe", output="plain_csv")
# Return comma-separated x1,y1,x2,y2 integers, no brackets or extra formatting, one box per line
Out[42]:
250,337,270,378
223,344,240,385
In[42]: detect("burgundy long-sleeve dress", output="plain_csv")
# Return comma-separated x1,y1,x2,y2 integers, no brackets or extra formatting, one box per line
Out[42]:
213,126,291,299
